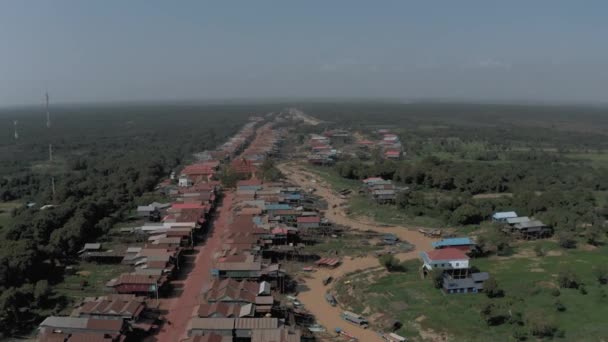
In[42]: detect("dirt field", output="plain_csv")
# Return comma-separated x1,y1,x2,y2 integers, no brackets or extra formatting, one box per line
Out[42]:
150,192,233,342
279,162,437,341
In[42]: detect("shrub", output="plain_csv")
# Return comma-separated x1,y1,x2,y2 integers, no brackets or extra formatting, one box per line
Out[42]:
579,285,588,295
527,312,558,338
513,328,528,341
557,231,577,249
430,269,443,289
554,300,566,312
558,269,580,289
550,288,561,297
378,254,407,272
534,244,545,257
484,277,505,298
480,302,508,326
593,265,608,285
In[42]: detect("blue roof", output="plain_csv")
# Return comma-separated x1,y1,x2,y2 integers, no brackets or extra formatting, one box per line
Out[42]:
432,237,474,248
284,194,302,200
265,204,292,210
492,211,518,219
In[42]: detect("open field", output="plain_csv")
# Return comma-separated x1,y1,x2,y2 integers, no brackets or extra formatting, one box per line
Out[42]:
0,201,20,229
54,263,132,305
335,244,608,341
307,166,446,227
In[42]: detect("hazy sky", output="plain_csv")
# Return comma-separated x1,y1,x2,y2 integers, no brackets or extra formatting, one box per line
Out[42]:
1,1,608,106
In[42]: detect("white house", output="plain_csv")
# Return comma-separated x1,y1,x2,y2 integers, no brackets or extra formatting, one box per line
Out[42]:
420,247,470,271
178,175,193,187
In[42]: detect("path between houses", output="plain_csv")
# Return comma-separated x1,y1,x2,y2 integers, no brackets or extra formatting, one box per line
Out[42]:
278,162,437,342
149,192,234,342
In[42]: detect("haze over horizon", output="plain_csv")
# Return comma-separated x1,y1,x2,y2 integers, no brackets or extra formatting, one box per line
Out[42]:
2,1,608,107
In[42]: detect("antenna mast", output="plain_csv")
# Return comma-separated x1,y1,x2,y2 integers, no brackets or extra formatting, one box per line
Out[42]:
13,120,18,140
46,91,51,128
46,92,56,200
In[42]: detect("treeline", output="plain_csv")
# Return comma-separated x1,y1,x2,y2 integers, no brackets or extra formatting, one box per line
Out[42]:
335,155,608,229
336,155,608,194
0,104,255,335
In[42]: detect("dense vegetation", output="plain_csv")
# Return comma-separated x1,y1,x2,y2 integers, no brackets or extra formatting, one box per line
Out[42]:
0,103,260,336
297,102,608,237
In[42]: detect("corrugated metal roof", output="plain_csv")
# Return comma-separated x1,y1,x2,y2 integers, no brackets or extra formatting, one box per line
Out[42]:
492,211,518,219
234,318,278,330
506,216,531,224
189,317,235,330
432,237,474,248
40,316,88,329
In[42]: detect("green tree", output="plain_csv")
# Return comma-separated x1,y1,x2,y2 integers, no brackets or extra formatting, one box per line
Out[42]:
484,277,504,298
450,204,483,225
557,231,577,249
378,254,406,272
33,280,50,306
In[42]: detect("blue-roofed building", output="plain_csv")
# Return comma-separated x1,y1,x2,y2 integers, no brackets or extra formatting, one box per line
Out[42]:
264,204,292,211
492,211,518,223
281,193,302,205
432,237,475,251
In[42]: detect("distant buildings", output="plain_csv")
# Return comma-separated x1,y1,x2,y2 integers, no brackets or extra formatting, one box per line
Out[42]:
493,211,553,239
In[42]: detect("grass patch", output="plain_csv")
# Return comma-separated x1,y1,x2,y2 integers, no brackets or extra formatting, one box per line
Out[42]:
306,165,361,191
54,263,131,307
564,152,608,168
337,246,608,341
349,195,442,227
0,201,20,230
305,234,381,257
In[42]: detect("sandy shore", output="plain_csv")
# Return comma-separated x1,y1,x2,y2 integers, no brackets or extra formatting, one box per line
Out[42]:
278,162,437,341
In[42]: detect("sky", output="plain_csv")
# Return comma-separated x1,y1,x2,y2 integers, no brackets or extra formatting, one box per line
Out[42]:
1,1,608,106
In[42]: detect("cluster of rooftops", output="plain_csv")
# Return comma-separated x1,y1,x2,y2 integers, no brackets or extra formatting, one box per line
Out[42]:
38,118,303,341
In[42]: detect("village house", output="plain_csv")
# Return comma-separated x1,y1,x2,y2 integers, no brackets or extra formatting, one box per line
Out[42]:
509,219,552,239
296,216,320,230
38,316,126,341
383,149,401,160
492,211,518,223
204,279,274,315
371,189,396,204
106,274,164,297
442,272,490,294
72,295,145,323
195,302,255,319
237,179,263,192
506,216,531,225
431,237,476,252
420,247,470,277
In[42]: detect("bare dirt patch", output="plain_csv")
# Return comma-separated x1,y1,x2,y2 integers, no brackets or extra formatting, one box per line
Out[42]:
547,250,564,256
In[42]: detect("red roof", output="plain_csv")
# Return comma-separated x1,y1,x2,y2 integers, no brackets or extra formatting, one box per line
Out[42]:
231,159,257,175
384,150,400,156
181,162,219,176
171,203,205,210
297,216,320,223
357,139,375,145
315,258,340,266
425,248,469,261
237,179,262,187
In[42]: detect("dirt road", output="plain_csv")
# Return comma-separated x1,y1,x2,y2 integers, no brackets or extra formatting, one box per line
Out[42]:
151,192,233,342
279,162,436,341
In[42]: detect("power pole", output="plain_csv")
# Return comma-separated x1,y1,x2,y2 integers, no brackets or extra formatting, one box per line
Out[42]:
46,91,51,128
46,92,56,200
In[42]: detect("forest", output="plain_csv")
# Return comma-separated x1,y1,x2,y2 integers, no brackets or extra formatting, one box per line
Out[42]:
0,103,261,335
